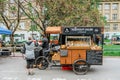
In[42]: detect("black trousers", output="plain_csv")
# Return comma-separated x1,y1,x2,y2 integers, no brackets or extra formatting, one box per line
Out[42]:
26,59,35,69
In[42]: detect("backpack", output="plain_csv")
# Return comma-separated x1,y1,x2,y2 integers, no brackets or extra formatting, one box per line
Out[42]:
25,42,35,59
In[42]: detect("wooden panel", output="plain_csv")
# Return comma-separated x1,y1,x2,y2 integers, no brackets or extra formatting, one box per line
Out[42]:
67,46,90,50
71,50,86,64
65,50,71,64
60,49,86,64
79,50,86,60
60,57,66,64
71,50,79,64
60,50,71,64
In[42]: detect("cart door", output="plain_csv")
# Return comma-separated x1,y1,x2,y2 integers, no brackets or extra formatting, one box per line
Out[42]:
71,50,86,64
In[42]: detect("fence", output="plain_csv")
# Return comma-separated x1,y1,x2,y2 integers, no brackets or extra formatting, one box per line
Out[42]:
0,46,42,57
0,47,23,57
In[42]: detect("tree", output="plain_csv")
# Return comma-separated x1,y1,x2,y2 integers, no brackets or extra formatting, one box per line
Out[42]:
0,0,21,44
17,0,45,34
0,0,4,21
18,0,105,35
44,0,106,26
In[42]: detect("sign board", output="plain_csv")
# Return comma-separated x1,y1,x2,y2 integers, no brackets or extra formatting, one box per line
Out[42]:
86,50,103,65
62,27,101,35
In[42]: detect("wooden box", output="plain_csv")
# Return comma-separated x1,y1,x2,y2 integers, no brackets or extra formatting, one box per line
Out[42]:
52,52,60,61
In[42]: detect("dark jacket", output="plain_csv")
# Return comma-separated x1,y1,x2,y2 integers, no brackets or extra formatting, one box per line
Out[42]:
41,37,49,49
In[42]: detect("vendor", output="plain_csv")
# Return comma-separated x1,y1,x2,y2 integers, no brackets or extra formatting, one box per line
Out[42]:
95,35,101,46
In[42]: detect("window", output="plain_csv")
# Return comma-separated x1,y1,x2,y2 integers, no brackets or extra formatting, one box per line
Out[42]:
112,14,118,20
105,33,109,39
21,34,25,40
98,4,102,10
11,23,15,30
112,3,118,10
11,12,16,17
104,3,110,10
31,21,36,26
31,21,37,27
0,23,6,28
19,22,25,29
31,34,37,40
105,13,110,20
10,0,14,3
105,24,110,31
20,0,24,2
32,9,35,14
20,9,23,13
20,9,25,16
113,24,118,30
3,11,8,16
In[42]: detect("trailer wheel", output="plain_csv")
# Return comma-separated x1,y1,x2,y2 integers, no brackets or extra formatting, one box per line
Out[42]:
73,59,89,75
88,64,91,70
35,56,49,70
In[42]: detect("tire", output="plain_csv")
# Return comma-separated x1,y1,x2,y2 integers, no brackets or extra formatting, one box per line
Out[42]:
35,56,49,70
88,64,91,70
73,59,89,75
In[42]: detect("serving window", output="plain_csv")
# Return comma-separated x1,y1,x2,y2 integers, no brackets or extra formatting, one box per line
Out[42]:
66,36,91,47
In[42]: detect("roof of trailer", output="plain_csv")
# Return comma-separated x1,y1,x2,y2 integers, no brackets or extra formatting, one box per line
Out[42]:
46,26,62,34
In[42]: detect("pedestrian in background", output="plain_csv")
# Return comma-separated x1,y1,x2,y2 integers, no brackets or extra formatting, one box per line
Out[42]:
23,37,35,75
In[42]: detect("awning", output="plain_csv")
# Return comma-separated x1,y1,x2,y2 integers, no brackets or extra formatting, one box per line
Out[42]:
46,26,62,34
0,27,12,35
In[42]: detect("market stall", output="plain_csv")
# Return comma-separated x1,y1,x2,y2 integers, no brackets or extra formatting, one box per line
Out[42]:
0,27,12,56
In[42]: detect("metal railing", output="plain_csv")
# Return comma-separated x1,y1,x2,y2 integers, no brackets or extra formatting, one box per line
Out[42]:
104,48,120,52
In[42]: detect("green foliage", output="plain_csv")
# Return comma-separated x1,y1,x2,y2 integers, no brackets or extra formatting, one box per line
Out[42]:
104,39,110,42
28,2,32,7
43,0,105,26
10,6,16,11
0,0,5,2
29,25,39,32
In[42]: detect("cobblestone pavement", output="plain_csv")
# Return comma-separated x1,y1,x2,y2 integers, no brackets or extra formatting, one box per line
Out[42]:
0,53,120,80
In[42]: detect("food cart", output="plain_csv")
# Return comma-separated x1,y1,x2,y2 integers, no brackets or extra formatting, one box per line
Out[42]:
35,26,104,75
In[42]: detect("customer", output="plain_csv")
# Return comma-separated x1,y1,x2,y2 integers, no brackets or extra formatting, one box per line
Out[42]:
23,37,35,75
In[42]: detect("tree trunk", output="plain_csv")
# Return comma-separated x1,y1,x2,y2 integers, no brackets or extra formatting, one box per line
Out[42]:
10,34,14,47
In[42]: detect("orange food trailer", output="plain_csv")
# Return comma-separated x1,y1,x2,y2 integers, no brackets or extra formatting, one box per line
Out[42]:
35,26,104,75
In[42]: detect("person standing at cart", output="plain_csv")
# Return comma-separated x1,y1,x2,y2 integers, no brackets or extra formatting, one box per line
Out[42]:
41,34,49,57
23,37,35,75
95,35,101,46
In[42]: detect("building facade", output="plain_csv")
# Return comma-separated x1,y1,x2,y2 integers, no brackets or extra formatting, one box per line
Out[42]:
99,0,120,39
0,0,40,42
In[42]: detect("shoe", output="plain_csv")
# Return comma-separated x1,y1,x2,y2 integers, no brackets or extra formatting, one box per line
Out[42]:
28,72,31,75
